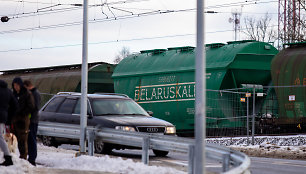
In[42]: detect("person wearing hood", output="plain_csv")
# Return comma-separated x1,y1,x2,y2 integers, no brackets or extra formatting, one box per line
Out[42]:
11,77,35,160
0,79,18,166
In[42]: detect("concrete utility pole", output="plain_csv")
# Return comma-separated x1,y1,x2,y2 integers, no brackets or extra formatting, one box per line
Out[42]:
195,0,206,173
80,0,88,154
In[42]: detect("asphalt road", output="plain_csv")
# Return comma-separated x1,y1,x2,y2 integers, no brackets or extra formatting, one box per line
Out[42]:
249,157,306,174
110,149,306,174
110,149,222,173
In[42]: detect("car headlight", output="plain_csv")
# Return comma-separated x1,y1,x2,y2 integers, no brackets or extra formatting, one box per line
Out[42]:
115,126,136,132
166,126,176,134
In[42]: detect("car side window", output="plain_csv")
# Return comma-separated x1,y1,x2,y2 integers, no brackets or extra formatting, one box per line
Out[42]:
73,99,91,115
57,98,78,114
43,97,65,112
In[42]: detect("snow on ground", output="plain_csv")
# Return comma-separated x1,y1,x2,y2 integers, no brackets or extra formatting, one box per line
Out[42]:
0,151,32,174
0,143,185,174
206,135,306,160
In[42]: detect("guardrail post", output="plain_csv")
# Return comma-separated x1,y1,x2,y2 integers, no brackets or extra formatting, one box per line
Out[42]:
87,130,95,156
142,136,150,165
188,144,195,174
252,87,255,145
247,95,250,145
222,153,230,172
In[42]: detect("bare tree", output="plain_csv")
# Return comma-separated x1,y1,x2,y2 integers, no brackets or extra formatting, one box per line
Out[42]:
243,13,277,43
113,46,130,64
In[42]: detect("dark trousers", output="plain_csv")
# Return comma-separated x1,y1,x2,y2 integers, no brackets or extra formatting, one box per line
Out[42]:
28,122,38,162
12,117,30,159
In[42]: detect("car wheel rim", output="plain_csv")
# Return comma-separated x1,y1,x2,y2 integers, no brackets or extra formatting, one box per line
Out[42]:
42,136,52,146
95,140,104,153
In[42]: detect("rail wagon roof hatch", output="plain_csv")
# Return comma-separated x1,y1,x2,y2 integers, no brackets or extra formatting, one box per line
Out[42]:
205,43,225,48
227,40,256,44
140,49,167,55
167,46,195,52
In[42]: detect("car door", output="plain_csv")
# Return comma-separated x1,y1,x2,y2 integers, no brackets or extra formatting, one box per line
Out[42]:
72,98,93,125
55,97,78,124
40,96,65,122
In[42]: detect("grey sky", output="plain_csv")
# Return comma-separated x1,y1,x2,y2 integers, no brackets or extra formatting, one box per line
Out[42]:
0,0,278,71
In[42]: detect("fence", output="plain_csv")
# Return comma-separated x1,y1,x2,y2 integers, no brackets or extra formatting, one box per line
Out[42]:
37,121,251,174
206,89,249,137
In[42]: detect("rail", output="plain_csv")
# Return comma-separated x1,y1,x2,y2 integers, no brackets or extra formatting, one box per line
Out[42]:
38,121,250,174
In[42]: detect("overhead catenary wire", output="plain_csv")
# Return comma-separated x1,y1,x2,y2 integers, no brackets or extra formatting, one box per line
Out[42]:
0,8,196,35
0,0,278,35
0,0,149,5
1,0,62,5
0,0,280,54
0,24,278,53
1,0,278,18
1,0,150,19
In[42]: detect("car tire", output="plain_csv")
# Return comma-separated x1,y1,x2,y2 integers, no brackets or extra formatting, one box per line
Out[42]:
42,136,58,147
153,150,169,157
94,140,112,154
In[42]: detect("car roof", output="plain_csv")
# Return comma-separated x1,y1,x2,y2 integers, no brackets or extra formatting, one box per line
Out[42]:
55,92,129,99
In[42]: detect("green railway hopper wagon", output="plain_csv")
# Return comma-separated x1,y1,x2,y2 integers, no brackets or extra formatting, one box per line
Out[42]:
1,62,115,105
271,42,306,130
112,41,278,135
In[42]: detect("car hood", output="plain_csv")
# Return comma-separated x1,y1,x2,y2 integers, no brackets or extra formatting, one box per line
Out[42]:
94,115,173,127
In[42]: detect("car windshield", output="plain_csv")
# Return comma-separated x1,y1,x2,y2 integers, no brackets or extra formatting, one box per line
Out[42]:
92,98,149,116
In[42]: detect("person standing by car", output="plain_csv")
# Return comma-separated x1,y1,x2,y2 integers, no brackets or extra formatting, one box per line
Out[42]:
0,79,18,166
24,80,41,166
11,77,35,160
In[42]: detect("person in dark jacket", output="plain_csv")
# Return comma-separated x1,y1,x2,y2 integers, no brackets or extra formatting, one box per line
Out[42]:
24,80,41,166
11,77,35,160
0,79,18,166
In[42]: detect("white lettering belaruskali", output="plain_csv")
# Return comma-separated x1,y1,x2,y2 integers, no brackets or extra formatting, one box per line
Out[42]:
134,82,196,103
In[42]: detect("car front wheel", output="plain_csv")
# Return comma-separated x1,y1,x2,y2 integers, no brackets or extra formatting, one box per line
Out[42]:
94,140,112,154
153,150,169,157
42,136,58,147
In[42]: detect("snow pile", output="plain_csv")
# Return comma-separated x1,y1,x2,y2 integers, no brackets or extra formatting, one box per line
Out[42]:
1,144,186,174
37,145,185,174
206,135,306,160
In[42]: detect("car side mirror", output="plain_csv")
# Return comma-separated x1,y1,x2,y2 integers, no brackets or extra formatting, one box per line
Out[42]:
147,111,153,116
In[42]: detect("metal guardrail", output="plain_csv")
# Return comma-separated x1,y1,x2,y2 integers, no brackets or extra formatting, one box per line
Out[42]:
38,121,250,174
